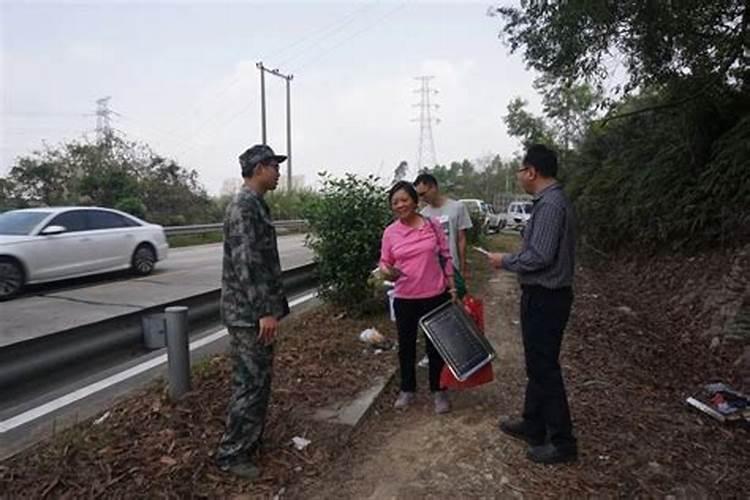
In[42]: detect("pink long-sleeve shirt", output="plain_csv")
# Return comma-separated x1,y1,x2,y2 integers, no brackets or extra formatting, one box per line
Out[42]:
380,216,454,299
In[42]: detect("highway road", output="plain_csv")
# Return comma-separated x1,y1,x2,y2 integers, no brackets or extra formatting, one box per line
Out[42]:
0,234,312,348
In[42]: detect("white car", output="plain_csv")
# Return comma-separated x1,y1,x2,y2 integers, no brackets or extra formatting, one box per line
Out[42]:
485,205,506,233
459,198,491,232
0,207,169,300
505,201,534,230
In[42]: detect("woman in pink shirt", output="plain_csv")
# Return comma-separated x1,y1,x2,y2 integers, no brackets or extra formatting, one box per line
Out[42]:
380,181,457,414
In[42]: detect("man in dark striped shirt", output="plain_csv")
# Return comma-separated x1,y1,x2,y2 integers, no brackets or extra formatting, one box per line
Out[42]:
488,144,578,464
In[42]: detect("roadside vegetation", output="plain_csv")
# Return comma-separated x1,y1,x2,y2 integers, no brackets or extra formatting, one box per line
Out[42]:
0,132,320,227
303,173,392,316
491,1,749,252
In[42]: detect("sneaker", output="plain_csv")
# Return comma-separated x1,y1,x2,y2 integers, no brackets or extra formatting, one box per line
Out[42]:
498,418,545,446
526,443,578,464
394,391,415,409
433,391,451,414
417,355,429,368
219,461,261,480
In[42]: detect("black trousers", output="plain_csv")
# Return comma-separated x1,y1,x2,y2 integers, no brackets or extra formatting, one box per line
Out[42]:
393,293,450,392
520,285,576,448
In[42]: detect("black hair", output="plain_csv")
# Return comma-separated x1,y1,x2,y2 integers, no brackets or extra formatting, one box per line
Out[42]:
388,180,419,205
241,159,275,178
241,165,256,178
413,173,438,188
239,150,258,178
522,144,558,178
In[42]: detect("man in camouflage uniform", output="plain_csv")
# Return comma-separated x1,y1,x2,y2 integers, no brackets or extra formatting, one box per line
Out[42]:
216,144,290,479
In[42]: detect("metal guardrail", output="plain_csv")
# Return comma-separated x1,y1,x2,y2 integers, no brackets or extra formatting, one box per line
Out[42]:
164,219,307,236
0,263,317,395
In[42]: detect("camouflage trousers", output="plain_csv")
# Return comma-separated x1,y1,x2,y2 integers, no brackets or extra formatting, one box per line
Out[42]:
215,326,274,466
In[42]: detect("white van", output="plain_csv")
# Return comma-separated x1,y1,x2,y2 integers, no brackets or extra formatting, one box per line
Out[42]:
505,201,533,230
459,199,490,232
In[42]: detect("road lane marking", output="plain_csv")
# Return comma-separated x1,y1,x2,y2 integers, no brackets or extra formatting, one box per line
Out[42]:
0,291,317,434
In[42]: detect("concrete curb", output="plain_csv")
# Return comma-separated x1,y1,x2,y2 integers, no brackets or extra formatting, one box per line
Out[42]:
312,366,398,429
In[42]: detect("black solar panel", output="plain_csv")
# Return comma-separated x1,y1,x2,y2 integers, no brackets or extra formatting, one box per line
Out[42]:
419,301,495,381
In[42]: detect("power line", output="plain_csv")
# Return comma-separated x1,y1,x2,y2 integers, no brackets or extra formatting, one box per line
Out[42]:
277,1,384,69
0,111,89,118
143,2,381,145
112,118,201,159
82,4,404,160
2,128,82,135
167,100,256,163
290,3,407,74
264,1,381,64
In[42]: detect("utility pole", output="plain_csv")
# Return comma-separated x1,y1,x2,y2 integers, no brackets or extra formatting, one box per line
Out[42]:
256,63,267,144
256,62,294,191
285,75,293,192
411,76,439,171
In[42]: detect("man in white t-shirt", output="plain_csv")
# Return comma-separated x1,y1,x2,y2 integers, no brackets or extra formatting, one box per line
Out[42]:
414,173,473,277
413,173,474,369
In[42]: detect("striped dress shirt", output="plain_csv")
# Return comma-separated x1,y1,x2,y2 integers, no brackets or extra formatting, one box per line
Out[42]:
501,183,576,289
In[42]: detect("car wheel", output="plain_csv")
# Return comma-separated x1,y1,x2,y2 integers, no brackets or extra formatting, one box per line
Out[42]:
0,258,25,301
132,244,156,276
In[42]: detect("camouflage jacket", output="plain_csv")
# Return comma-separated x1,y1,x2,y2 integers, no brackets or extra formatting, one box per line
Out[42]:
221,185,289,326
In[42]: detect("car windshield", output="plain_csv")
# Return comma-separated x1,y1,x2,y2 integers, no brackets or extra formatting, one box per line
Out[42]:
0,211,52,235
462,201,480,213
521,203,533,214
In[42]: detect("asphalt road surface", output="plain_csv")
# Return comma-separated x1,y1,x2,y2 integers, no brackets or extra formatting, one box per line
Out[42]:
0,234,312,348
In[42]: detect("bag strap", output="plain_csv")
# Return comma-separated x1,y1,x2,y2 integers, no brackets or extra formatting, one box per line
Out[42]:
424,216,450,276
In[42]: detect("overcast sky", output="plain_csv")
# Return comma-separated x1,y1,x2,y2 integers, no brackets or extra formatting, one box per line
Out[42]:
1,0,544,195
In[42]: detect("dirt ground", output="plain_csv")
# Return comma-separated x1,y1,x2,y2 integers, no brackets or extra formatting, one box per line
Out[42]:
292,241,750,499
290,250,536,499
2,236,749,498
0,303,400,498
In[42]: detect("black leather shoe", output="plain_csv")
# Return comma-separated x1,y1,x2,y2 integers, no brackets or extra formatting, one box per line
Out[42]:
526,443,578,464
498,419,545,446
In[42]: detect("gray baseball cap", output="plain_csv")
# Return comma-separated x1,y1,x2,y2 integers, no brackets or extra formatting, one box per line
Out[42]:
239,144,287,172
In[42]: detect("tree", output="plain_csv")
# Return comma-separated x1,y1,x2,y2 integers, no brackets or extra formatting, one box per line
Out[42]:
265,188,320,220
490,1,749,96
475,154,513,202
492,1,750,251
422,156,520,202
504,97,556,149
565,88,750,251
4,132,216,224
535,76,603,150
139,155,215,225
7,145,75,206
504,78,602,153
0,177,17,210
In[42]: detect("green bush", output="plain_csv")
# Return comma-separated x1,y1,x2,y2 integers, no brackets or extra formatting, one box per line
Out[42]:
114,196,147,219
266,188,320,220
303,173,392,316
566,86,750,252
